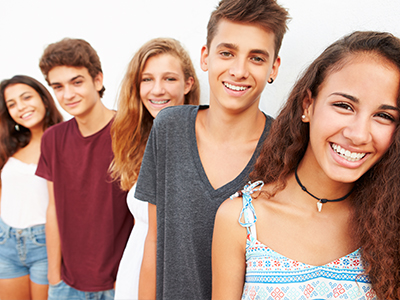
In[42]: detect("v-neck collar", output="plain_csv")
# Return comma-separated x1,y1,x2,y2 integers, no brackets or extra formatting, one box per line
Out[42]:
189,105,270,199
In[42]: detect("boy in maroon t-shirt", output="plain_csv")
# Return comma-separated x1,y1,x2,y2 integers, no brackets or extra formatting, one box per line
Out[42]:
36,38,132,299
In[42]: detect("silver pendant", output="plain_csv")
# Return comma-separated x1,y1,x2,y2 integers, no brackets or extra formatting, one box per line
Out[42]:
317,201,323,212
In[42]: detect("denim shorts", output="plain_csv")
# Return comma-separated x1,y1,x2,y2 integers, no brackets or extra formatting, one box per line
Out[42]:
0,217,48,285
48,280,115,300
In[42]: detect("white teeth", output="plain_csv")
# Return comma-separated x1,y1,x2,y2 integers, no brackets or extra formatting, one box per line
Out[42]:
224,82,248,91
150,100,169,104
331,143,366,162
21,112,33,119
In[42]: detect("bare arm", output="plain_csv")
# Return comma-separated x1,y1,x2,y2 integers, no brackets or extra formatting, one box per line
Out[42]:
46,181,62,285
212,198,247,300
138,203,157,300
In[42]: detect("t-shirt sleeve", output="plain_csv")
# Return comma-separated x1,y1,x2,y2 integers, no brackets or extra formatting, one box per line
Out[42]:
135,122,158,205
35,129,54,182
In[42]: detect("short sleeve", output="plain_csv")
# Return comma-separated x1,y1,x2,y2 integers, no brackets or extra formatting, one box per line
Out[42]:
135,121,158,205
35,129,54,182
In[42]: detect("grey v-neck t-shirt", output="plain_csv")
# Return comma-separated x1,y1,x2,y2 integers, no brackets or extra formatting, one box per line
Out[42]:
136,105,272,300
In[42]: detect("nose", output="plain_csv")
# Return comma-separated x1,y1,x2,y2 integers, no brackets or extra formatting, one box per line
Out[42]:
63,85,75,100
229,56,249,79
342,115,372,145
151,79,165,95
16,100,27,111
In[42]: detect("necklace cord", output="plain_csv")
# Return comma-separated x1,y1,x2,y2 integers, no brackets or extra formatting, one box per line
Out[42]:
294,165,354,204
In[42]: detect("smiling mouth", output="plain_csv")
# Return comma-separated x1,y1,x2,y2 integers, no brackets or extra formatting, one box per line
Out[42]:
149,99,170,104
331,143,367,162
223,82,249,91
66,101,80,107
21,112,33,119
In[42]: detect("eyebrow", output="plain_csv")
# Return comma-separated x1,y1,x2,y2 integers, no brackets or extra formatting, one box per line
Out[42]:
141,72,180,77
330,92,400,112
216,43,270,58
50,75,84,86
5,91,30,103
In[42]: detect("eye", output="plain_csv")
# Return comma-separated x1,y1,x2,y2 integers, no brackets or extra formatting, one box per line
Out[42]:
251,56,265,63
142,78,152,82
53,85,62,91
220,51,233,58
23,95,32,101
73,81,83,86
375,112,395,122
333,102,353,111
166,77,177,82
7,102,15,108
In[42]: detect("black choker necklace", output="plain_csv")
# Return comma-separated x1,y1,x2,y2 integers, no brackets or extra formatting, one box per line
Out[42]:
294,166,354,212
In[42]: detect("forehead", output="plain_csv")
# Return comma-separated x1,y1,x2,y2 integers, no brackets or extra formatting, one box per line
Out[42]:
318,55,400,106
48,66,91,83
210,19,276,55
4,83,37,99
143,53,183,74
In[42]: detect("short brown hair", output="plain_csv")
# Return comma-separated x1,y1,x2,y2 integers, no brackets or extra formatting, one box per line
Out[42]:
39,38,105,97
207,0,289,59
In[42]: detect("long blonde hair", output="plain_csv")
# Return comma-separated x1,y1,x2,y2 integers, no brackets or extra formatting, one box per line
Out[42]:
110,38,200,190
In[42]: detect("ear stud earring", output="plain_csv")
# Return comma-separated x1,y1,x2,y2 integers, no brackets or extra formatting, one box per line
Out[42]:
301,115,306,120
268,78,274,84
15,124,20,131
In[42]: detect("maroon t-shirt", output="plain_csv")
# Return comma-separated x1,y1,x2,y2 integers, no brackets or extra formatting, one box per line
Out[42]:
36,118,132,292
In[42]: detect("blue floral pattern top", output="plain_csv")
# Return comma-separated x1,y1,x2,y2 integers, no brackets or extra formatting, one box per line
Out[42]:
232,181,376,300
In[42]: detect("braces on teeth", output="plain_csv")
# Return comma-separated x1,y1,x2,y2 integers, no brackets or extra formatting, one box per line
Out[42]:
150,100,169,104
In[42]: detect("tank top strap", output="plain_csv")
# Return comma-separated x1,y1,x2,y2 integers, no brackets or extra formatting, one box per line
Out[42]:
230,181,264,240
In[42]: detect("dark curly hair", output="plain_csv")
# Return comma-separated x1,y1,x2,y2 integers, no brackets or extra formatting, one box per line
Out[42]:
250,31,400,299
0,75,63,170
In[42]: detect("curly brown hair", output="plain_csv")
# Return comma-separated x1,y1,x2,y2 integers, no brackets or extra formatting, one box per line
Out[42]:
207,0,290,59
39,38,105,98
110,38,200,190
0,75,63,170
250,31,400,299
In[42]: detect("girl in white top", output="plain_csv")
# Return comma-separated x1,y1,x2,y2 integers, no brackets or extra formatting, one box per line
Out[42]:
0,75,63,300
110,38,200,300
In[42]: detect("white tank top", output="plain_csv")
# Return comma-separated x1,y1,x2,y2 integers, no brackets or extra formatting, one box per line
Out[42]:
0,157,49,228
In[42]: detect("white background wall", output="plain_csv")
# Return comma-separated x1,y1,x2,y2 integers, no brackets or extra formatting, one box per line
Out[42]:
1,0,400,119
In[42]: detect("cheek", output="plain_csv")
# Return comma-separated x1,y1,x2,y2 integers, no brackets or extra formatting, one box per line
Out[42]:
139,83,150,100
168,84,186,104
7,108,18,122
376,126,396,154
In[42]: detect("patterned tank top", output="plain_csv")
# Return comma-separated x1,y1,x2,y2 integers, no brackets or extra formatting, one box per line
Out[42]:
232,181,376,300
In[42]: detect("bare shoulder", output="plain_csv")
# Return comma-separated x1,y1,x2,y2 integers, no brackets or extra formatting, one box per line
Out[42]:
214,195,247,249
215,195,243,227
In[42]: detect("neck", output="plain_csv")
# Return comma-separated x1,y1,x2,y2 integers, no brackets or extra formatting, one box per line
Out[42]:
294,160,354,212
75,101,114,137
29,126,44,144
201,101,265,142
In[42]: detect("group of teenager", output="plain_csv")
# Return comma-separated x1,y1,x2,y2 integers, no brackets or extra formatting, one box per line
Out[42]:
0,0,400,299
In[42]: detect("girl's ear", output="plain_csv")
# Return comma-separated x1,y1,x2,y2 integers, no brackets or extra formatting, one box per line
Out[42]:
302,89,314,122
184,77,194,95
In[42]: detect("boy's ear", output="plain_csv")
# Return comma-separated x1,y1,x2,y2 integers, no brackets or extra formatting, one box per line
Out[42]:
200,45,209,72
302,89,314,122
269,56,281,83
94,72,104,92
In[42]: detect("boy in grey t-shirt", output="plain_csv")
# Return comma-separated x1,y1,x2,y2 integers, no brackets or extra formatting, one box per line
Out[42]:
136,0,289,299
